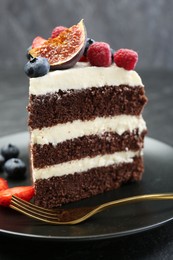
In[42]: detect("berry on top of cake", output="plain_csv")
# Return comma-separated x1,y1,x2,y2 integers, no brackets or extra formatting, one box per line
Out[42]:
25,20,147,208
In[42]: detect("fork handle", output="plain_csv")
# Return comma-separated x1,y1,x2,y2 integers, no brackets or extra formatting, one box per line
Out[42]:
95,193,173,213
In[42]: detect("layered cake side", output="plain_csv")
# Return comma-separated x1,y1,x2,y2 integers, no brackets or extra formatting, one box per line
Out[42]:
28,63,147,208
24,20,148,208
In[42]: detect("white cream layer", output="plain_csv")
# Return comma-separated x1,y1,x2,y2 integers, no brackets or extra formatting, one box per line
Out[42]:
29,62,143,95
33,150,140,180
31,115,146,145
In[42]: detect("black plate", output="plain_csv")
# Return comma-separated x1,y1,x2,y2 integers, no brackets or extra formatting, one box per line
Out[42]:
0,132,173,241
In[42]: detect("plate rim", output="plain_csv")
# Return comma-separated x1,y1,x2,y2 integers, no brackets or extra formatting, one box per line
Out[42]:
1,216,173,242
0,132,173,241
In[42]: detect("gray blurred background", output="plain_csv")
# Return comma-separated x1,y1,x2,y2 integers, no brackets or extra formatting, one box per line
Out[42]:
0,0,173,145
0,0,173,70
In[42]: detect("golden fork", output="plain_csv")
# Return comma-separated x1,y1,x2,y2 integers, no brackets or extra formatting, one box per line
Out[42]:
9,193,173,225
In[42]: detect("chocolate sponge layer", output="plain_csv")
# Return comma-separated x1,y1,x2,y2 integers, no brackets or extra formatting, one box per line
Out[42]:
28,85,147,129
32,129,147,168
34,156,143,208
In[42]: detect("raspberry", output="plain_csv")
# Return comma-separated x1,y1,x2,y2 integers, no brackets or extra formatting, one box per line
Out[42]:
79,55,88,62
114,48,138,70
51,26,67,38
32,36,46,49
87,42,111,67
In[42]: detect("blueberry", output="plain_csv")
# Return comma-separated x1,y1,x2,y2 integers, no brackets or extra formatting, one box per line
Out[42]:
24,57,50,78
84,38,95,56
1,144,19,160
4,158,26,179
26,46,32,60
0,154,5,172
111,48,115,63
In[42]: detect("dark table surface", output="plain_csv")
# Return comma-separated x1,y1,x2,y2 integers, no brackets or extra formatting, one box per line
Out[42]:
0,68,173,260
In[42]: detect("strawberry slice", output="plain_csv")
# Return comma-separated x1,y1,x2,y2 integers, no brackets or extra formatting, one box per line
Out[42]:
32,36,46,49
0,186,34,207
0,178,8,191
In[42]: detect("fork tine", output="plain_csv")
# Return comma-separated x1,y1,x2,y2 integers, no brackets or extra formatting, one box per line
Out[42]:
9,195,96,225
10,196,61,222
10,195,83,224
10,203,63,224
12,195,57,214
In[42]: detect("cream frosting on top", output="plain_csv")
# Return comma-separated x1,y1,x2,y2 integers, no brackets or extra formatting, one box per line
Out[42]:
29,62,144,95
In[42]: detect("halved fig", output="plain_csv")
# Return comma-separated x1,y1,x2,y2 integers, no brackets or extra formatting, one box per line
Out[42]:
29,20,87,70
32,36,46,49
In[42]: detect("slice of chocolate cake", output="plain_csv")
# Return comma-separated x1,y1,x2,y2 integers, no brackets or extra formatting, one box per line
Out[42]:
25,21,147,208
28,62,147,208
